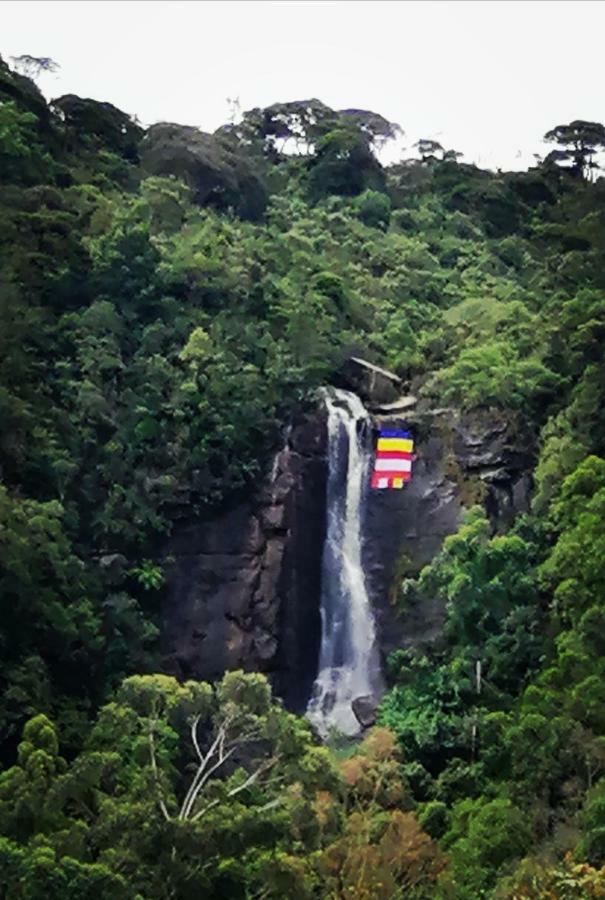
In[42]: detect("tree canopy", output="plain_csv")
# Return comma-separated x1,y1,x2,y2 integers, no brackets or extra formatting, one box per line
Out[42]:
2,50,605,897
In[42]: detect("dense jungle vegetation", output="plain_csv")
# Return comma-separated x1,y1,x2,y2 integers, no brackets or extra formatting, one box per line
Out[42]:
2,52,605,897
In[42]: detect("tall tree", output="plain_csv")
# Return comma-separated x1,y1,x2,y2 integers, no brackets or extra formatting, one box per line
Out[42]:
544,120,605,180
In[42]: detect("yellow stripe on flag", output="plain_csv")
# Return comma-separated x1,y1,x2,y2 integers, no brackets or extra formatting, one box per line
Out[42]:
377,438,414,453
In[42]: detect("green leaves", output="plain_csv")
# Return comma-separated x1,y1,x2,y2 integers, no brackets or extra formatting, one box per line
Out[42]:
0,837,137,900
445,797,532,897
380,655,468,766
0,486,100,661
539,456,605,624
355,189,392,230
0,672,354,898
129,560,164,591
0,100,54,185
427,340,562,415
4,57,605,898
307,123,385,200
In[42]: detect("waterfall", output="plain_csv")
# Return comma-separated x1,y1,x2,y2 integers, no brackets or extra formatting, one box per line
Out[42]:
307,388,382,737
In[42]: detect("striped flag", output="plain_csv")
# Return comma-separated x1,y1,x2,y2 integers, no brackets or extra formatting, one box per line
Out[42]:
371,429,414,489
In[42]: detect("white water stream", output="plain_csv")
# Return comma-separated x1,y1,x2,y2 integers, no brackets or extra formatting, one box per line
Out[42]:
306,388,382,736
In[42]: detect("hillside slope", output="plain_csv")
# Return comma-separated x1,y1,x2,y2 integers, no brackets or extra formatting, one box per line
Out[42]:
2,56,605,896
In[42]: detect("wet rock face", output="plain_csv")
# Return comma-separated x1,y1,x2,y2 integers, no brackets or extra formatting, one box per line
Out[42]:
363,420,462,657
363,408,534,656
452,414,533,532
352,695,379,729
161,408,327,713
161,390,534,711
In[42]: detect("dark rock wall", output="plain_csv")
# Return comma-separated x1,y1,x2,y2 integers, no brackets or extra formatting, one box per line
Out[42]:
161,390,534,710
271,419,329,709
161,409,327,712
363,407,534,657
363,415,463,658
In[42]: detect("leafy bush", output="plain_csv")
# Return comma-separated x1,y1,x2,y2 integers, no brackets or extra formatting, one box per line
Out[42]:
355,188,391,229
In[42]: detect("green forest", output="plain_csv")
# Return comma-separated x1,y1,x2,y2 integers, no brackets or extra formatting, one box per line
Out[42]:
2,50,605,898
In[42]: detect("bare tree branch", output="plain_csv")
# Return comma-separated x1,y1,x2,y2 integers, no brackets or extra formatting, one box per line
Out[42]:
191,756,279,822
150,708,274,824
148,723,170,822
190,715,203,764
182,743,237,820
179,721,227,819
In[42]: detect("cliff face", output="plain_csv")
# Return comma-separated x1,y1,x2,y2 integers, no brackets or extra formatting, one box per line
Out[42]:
364,407,533,657
161,409,327,712
162,377,534,710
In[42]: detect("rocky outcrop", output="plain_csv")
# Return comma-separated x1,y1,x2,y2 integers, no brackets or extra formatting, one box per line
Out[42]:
161,407,327,712
337,357,402,406
0,54,52,129
161,374,534,712
453,413,533,532
140,123,267,220
352,695,379,728
363,406,534,657
52,94,143,161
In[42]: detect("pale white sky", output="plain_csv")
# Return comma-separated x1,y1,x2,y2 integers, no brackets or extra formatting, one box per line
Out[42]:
2,0,605,171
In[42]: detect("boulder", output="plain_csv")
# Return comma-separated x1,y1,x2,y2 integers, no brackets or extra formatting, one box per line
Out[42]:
52,94,143,161
140,123,267,220
374,395,418,414
98,553,128,583
352,695,379,728
338,357,401,407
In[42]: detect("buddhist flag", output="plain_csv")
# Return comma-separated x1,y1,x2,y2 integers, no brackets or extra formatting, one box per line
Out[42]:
371,429,414,489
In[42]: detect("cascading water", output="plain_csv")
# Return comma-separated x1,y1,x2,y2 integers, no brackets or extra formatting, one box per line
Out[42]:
307,388,382,737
